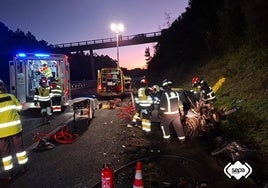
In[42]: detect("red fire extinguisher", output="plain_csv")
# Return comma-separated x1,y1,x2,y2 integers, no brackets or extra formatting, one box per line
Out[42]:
101,163,114,188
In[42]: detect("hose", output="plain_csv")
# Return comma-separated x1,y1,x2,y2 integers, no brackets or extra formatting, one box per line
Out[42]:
53,126,80,144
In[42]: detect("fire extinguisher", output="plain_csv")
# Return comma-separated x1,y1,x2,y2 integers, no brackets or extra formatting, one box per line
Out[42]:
101,163,114,188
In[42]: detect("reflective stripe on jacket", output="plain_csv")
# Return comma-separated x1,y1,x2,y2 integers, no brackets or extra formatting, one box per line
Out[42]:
0,93,22,138
50,82,63,97
160,91,180,114
135,87,153,107
202,87,216,101
34,86,52,102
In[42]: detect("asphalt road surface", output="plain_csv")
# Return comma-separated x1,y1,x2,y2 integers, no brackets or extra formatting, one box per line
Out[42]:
1,96,267,187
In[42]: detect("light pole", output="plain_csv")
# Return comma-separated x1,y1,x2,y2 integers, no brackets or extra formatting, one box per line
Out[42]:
110,23,124,67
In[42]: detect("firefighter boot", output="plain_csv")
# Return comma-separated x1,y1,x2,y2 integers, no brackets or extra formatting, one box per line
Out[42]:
144,119,151,132
141,119,146,131
145,119,151,132
178,136,186,144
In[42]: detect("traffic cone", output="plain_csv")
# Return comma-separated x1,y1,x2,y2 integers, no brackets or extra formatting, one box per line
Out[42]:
133,161,143,188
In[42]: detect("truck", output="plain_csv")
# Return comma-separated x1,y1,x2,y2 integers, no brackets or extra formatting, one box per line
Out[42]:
97,67,131,98
9,52,71,109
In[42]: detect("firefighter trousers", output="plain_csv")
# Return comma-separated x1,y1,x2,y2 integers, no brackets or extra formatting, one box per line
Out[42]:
160,113,184,138
0,132,25,157
0,132,28,171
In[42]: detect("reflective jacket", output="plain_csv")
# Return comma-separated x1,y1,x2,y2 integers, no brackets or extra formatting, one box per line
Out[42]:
50,80,63,97
160,90,181,115
0,93,22,138
135,87,153,108
40,66,53,78
34,86,52,102
198,80,216,102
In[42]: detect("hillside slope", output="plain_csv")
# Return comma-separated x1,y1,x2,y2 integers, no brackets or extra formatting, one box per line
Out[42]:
146,0,268,154
180,44,268,153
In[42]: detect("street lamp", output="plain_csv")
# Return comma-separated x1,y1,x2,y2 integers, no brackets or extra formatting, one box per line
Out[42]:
110,23,124,67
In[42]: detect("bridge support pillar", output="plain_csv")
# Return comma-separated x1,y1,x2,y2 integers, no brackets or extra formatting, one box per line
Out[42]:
90,49,96,79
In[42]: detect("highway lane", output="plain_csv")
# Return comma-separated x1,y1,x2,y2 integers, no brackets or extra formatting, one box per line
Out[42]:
19,86,97,151
5,101,130,187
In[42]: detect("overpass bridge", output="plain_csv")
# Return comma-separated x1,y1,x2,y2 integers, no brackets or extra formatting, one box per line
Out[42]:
50,31,162,53
50,31,163,79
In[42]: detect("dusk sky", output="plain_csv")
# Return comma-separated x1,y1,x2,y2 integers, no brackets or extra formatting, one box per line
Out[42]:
0,0,189,69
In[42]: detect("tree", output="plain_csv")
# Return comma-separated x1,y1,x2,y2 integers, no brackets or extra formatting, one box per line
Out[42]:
144,47,152,61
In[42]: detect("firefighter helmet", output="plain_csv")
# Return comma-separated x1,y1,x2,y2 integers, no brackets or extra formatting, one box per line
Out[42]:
140,78,148,86
162,79,172,87
192,77,199,84
152,85,160,92
162,79,172,90
0,79,7,93
41,60,48,66
40,77,48,86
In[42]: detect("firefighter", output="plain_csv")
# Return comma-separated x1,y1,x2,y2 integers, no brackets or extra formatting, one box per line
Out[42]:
50,78,63,113
191,77,216,103
127,81,141,128
0,79,28,180
159,79,185,143
151,85,161,123
133,78,153,132
40,60,53,82
34,77,53,119
152,85,161,98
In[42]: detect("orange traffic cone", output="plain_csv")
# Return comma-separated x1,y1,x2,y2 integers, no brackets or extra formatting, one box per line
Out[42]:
133,161,144,188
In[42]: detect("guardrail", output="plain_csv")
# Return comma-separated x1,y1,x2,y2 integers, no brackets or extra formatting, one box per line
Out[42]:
71,80,97,90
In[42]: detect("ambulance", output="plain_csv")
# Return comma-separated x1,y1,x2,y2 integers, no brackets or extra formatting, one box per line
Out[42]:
9,52,71,109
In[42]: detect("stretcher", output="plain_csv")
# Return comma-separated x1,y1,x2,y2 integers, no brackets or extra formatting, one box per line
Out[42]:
69,96,99,127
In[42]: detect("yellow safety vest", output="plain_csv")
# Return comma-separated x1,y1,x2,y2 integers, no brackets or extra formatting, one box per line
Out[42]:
135,87,153,107
40,66,53,78
138,87,147,101
34,86,52,102
0,93,22,138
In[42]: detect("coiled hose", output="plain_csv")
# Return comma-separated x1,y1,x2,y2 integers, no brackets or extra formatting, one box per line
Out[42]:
32,126,80,152
53,126,80,144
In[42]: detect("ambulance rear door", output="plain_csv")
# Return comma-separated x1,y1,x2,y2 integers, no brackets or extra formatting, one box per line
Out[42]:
9,59,28,105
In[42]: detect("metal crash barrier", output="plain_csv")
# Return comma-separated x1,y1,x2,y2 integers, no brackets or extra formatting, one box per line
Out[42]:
71,80,97,90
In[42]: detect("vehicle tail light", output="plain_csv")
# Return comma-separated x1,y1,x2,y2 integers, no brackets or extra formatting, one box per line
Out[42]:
117,85,123,92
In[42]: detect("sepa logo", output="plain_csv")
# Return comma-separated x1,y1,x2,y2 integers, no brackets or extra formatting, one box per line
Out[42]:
224,161,252,180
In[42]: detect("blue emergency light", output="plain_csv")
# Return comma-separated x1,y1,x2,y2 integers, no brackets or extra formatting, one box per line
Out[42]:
17,53,26,57
35,53,50,57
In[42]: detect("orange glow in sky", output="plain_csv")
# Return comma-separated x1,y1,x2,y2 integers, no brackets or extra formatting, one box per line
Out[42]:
96,43,156,69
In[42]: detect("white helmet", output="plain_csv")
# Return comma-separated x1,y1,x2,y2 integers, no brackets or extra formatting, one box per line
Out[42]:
152,85,160,92
41,60,48,66
0,79,7,93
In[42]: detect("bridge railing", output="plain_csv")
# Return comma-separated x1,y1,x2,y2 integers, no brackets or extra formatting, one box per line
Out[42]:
51,31,161,48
